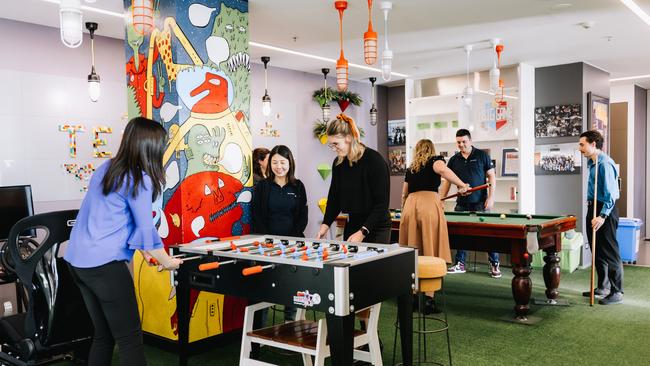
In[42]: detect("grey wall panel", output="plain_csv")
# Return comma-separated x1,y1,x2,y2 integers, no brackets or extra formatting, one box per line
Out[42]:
535,63,584,230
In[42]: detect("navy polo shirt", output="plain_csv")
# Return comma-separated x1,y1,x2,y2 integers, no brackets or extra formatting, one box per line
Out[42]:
447,147,493,204
268,181,298,236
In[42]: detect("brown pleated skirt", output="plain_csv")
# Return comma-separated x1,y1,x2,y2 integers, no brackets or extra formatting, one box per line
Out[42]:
399,191,451,263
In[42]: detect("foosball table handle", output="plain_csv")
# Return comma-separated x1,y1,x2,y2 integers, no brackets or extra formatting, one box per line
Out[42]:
199,262,220,271
242,265,263,276
242,264,274,276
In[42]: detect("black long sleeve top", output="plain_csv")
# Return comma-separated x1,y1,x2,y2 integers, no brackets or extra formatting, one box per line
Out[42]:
323,147,391,232
252,178,308,237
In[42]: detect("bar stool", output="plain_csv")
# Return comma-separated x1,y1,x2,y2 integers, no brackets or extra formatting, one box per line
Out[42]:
392,256,452,365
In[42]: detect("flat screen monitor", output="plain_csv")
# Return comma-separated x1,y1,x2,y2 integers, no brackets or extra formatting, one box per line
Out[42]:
0,185,35,240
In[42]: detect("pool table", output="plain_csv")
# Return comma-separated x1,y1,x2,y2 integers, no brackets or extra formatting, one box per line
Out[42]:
335,212,577,320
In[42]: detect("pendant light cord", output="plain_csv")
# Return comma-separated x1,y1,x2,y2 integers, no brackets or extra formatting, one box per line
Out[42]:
465,48,470,88
383,8,389,49
339,8,344,58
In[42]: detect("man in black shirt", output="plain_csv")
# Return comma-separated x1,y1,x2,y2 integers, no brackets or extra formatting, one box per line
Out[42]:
440,129,500,278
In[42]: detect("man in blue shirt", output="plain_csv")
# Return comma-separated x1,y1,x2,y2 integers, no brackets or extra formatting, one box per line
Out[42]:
440,129,500,278
578,130,623,305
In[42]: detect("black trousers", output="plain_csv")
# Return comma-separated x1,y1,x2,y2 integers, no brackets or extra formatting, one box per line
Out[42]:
344,214,391,244
586,202,624,294
68,261,147,366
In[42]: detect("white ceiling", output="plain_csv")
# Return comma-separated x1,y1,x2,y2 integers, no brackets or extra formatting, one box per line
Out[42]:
3,0,650,88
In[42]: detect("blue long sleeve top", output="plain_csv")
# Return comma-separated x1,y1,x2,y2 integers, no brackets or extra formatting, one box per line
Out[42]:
64,161,163,268
586,152,619,217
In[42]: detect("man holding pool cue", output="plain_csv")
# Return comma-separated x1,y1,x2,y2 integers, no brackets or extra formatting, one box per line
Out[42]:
578,130,624,305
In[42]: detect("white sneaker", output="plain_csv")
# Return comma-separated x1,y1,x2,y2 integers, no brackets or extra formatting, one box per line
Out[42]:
447,262,466,274
490,263,502,278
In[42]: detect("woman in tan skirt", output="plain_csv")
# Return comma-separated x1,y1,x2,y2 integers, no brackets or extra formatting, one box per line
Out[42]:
399,139,469,262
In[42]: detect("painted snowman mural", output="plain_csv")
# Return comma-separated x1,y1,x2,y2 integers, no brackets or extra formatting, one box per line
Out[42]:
124,0,251,341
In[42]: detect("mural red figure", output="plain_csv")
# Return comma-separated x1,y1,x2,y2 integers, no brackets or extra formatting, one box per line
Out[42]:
162,171,248,333
126,50,165,116
190,72,246,122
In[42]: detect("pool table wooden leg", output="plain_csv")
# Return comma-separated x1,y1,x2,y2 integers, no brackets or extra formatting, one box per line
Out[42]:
511,264,532,318
543,249,561,300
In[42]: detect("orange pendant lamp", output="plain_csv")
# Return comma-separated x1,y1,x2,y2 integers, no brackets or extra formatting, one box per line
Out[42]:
363,0,378,65
495,44,505,102
335,1,349,91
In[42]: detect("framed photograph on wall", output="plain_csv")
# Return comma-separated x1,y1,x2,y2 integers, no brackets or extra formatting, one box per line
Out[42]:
588,92,610,152
388,146,406,176
387,119,406,146
501,148,519,177
534,104,582,138
534,143,582,175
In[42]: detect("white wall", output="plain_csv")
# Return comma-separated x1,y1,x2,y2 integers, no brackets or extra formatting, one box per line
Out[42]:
0,19,127,213
249,64,376,237
610,83,635,218
518,63,535,214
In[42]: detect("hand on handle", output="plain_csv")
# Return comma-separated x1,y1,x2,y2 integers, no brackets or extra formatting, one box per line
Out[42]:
315,224,329,239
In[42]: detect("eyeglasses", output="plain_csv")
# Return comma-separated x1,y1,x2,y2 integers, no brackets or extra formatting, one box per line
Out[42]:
327,142,341,150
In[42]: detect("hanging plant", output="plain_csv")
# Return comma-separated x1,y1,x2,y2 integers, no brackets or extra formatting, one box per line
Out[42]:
334,89,362,112
313,120,329,144
312,87,336,107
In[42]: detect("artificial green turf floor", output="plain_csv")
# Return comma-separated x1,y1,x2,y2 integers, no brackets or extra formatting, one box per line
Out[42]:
105,264,650,365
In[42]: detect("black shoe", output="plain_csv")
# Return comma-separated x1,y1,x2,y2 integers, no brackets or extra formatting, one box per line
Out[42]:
599,292,623,305
582,288,609,298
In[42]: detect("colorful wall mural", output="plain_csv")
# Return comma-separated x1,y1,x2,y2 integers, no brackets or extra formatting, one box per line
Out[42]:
123,0,251,342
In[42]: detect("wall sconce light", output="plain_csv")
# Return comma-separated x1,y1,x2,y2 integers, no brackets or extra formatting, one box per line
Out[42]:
261,56,271,117
380,1,393,81
86,22,100,102
60,0,83,48
369,77,378,126
363,0,378,65
322,68,331,123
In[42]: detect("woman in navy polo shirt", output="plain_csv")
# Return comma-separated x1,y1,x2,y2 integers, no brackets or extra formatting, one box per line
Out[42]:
64,117,182,366
251,145,308,237
252,145,307,323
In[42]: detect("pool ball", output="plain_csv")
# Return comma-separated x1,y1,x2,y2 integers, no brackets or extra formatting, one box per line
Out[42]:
526,215,532,220
500,214,506,219
479,217,485,222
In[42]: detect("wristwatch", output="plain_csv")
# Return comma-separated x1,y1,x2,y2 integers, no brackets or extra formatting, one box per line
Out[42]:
599,213,608,219
360,226,370,236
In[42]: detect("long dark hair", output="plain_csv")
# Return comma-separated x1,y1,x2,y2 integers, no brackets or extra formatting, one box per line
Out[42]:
102,117,167,199
253,147,270,178
267,145,297,185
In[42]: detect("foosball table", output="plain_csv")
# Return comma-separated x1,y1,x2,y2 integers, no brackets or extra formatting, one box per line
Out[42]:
170,235,417,366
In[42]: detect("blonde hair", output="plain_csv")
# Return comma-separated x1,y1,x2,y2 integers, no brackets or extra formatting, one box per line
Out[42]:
409,139,437,173
327,116,365,166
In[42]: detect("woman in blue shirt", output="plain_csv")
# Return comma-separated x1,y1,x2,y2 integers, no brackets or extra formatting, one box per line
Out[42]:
64,117,182,366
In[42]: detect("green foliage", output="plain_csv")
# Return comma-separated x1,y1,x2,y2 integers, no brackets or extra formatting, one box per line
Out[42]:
312,87,336,107
334,89,363,106
313,120,328,139
312,88,363,108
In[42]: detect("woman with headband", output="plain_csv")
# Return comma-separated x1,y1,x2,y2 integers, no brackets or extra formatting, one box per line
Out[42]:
316,114,391,244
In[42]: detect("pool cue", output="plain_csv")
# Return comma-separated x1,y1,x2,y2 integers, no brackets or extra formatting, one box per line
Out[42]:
590,154,599,306
442,183,491,201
